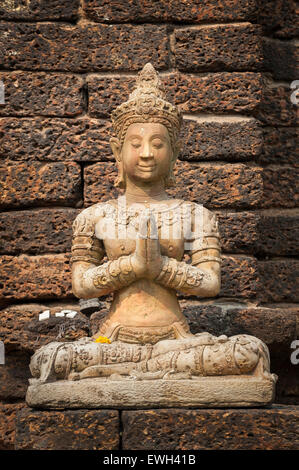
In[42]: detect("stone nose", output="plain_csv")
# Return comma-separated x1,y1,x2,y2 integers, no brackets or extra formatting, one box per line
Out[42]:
140,142,153,158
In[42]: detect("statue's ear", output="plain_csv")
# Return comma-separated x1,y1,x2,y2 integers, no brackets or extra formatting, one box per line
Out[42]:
173,139,181,160
110,137,121,162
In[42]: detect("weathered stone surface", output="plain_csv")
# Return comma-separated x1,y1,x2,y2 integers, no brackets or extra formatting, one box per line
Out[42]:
0,0,79,20
219,211,299,256
217,212,259,254
0,303,88,354
225,307,298,346
83,0,258,23
263,38,299,81
0,162,82,209
0,208,78,255
183,303,298,347
0,72,84,117
0,117,112,162
257,211,299,256
26,377,275,410
275,360,299,404
220,255,259,299
0,23,169,72
0,403,25,450
15,408,120,450
258,0,299,39
170,163,264,210
260,127,298,165
259,259,299,302
88,72,263,118
122,406,299,449
0,254,73,303
84,162,119,205
174,24,263,72
180,118,262,161
0,352,31,400
256,85,298,127
261,167,299,209
84,162,264,210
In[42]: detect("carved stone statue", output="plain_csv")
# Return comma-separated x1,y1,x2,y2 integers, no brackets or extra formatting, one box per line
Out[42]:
26,64,276,409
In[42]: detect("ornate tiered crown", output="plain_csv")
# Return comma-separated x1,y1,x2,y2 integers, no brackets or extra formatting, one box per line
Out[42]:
111,63,182,148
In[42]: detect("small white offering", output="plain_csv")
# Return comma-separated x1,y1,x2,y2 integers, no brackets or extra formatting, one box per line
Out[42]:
39,310,50,321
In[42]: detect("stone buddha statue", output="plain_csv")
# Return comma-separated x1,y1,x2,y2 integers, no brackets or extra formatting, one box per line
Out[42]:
26,64,276,408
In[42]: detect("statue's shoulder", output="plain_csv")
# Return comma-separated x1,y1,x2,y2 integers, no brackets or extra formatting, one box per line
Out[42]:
184,202,219,236
72,200,116,236
201,205,219,237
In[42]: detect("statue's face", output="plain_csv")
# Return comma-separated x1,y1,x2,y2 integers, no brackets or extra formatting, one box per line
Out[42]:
121,122,173,185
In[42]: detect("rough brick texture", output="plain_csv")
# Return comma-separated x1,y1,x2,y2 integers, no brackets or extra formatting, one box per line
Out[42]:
258,0,299,38
88,72,263,117
260,127,298,165
256,85,298,127
0,72,84,117
0,254,73,303
180,118,262,161
0,117,112,162
122,407,299,450
0,303,87,354
0,0,298,448
261,167,299,209
15,408,120,450
263,38,299,81
83,0,258,23
174,24,263,72
0,0,79,20
0,23,169,72
259,259,299,303
0,162,82,209
0,403,25,450
0,208,78,255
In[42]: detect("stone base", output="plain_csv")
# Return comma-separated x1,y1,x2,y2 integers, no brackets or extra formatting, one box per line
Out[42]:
26,376,275,409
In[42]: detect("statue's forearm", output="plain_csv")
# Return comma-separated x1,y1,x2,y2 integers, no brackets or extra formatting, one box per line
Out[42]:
154,256,221,297
72,255,138,299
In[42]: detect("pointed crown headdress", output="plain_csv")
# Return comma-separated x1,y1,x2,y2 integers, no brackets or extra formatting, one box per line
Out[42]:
111,63,182,148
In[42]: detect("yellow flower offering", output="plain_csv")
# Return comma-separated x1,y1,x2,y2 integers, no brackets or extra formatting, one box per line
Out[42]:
94,336,111,344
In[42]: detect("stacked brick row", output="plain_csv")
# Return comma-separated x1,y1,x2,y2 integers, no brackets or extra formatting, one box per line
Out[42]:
0,0,298,449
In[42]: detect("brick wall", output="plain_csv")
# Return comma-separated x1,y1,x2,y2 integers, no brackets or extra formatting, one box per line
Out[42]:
0,0,298,449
